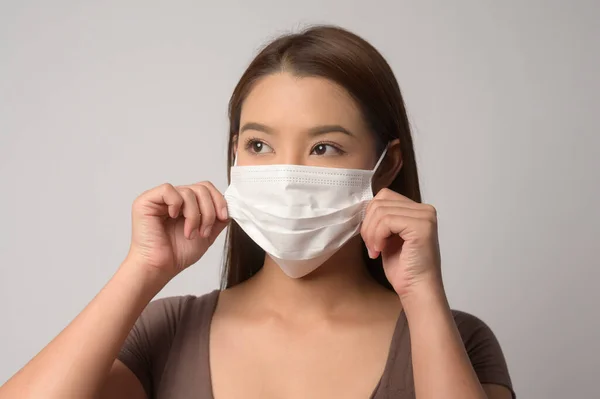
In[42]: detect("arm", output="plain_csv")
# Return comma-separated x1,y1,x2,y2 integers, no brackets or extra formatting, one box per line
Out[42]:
360,188,513,399
402,280,512,399
0,260,164,399
0,181,229,399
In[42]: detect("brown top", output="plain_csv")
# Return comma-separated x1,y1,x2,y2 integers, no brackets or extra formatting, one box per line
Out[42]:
118,290,514,399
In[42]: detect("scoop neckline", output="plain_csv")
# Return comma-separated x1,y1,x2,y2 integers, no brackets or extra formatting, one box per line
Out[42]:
200,289,407,399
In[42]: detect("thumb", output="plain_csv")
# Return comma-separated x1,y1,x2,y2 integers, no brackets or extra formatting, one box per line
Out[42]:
207,219,229,245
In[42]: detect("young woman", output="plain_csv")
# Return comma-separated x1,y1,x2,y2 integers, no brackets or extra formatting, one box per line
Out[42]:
0,26,514,399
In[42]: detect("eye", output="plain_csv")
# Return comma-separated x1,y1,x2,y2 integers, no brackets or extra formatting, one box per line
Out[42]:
245,138,274,154
310,142,345,156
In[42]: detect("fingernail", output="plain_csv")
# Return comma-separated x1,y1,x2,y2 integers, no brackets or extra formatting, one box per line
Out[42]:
190,229,197,240
221,207,228,220
203,225,212,238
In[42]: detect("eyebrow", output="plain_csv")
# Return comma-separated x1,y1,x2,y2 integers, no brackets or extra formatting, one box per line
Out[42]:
240,122,355,137
240,122,276,134
308,125,354,137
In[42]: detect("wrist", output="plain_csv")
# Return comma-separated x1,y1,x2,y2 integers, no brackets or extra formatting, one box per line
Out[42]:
398,274,449,317
117,256,172,296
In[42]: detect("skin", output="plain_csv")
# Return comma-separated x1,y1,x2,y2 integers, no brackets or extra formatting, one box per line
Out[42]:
0,73,512,399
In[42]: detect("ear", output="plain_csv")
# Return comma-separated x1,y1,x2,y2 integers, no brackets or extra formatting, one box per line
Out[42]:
230,134,239,166
372,139,402,193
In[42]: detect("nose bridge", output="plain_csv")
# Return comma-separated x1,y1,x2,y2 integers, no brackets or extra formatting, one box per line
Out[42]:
276,136,307,165
279,151,304,165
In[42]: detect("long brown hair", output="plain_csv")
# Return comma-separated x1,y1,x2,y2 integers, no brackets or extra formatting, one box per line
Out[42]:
221,25,421,290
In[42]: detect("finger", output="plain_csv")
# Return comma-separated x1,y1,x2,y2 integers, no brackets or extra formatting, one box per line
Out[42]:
191,185,217,238
362,205,420,254
177,187,201,239
371,214,406,253
373,188,415,202
206,219,229,245
364,198,436,243
372,214,431,253
366,197,425,216
362,202,433,257
366,204,435,223
195,181,228,221
371,188,438,212
361,207,383,258
136,183,184,219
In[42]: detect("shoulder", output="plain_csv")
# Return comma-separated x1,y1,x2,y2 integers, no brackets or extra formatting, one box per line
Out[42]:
144,289,219,322
451,310,496,339
451,310,514,396
148,289,220,308
123,289,220,351
450,309,506,360
117,290,220,397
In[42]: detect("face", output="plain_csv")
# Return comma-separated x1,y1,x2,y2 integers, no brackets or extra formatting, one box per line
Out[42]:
235,73,378,169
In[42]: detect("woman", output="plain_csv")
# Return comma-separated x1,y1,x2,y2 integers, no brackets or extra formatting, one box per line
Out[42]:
0,26,514,399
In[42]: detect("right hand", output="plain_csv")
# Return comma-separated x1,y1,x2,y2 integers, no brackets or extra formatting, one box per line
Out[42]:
125,181,229,280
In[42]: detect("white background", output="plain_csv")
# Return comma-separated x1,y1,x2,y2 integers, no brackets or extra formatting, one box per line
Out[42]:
1,1,599,398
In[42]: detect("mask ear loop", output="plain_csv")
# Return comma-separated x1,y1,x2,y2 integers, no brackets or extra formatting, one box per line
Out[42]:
231,135,239,166
367,145,390,201
372,145,389,173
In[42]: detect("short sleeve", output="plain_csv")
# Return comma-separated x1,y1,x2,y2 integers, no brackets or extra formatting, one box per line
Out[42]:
117,296,193,398
452,310,516,398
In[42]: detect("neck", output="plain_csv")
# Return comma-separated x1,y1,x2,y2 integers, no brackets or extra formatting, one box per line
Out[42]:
243,236,388,318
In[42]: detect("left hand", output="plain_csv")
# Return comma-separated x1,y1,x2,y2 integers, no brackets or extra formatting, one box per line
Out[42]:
361,188,442,299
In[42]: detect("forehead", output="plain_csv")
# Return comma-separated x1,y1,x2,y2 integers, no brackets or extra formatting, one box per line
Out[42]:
240,73,368,131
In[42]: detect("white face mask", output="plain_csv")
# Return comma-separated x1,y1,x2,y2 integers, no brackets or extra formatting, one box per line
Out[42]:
224,148,387,278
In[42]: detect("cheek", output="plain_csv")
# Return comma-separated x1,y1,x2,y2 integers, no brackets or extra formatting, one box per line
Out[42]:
232,149,264,167
349,137,380,169
348,153,377,170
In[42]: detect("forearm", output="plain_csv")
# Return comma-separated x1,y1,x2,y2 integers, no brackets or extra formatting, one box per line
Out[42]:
0,260,167,399
402,280,486,399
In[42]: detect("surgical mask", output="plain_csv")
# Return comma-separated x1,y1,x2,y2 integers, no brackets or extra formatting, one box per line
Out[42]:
224,148,387,278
